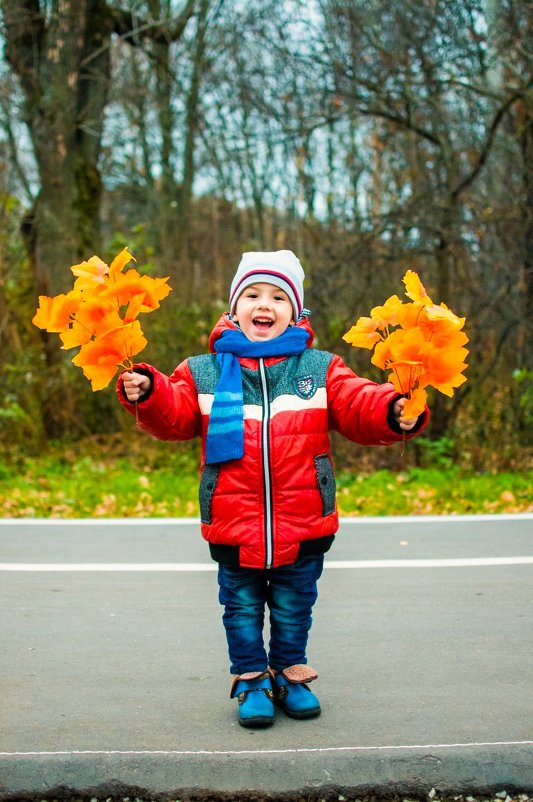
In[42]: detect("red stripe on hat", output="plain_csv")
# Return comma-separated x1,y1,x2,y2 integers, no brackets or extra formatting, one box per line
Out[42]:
230,269,302,313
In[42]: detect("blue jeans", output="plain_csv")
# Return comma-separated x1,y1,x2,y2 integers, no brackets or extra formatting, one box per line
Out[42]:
217,555,324,675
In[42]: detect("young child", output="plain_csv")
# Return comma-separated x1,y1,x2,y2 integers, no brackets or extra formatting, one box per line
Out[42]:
118,250,427,728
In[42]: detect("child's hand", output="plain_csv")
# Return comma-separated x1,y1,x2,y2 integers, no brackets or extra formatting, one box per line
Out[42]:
122,371,151,402
393,397,419,431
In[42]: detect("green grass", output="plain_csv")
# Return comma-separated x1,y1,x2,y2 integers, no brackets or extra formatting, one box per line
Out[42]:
0,437,531,518
335,467,532,516
0,446,200,518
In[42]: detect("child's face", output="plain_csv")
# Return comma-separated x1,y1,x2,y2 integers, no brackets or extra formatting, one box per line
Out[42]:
233,282,294,341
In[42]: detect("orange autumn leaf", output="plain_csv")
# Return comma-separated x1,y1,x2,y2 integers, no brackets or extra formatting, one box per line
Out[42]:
59,299,123,349
386,331,467,397
71,322,147,391
387,326,429,364
60,318,95,349
369,294,404,331
71,256,109,289
395,300,423,330
388,359,425,396
430,371,468,398
32,295,54,329
423,345,468,396
426,301,465,329
140,274,172,310
430,325,469,350
32,248,172,391
109,247,136,274
70,248,134,289
377,327,429,385
122,294,145,323
371,337,392,370
342,316,381,349
100,269,171,311
403,270,433,305
32,291,82,332
403,387,428,418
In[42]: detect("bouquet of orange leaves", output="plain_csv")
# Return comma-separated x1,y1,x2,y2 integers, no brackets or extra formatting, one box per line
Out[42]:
343,270,468,418
32,248,171,390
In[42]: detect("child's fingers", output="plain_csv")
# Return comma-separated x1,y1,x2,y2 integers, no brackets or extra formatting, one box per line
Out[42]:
124,387,140,401
122,372,141,400
393,397,405,417
393,397,418,430
122,371,150,401
123,371,143,388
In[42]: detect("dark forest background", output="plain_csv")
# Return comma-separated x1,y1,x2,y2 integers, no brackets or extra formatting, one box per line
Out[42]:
0,0,531,472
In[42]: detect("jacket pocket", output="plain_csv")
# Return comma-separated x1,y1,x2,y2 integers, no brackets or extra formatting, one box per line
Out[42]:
314,454,336,517
199,463,220,524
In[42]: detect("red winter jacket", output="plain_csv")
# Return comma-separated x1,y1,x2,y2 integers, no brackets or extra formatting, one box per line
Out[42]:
117,314,428,569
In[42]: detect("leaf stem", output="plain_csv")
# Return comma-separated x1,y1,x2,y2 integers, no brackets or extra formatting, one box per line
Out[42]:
392,365,406,395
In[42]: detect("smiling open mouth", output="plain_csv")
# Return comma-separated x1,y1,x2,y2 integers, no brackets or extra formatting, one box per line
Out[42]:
253,318,274,328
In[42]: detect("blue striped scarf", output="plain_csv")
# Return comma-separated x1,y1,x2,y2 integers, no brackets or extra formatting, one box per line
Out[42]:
205,327,310,464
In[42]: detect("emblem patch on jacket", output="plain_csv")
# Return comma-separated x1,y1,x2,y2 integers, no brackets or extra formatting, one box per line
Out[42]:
294,375,317,399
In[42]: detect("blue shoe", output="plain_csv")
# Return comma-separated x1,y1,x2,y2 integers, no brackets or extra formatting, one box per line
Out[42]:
273,665,321,720
230,671,275,728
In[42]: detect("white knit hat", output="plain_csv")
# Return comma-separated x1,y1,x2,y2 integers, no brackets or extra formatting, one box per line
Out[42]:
229,250,305,321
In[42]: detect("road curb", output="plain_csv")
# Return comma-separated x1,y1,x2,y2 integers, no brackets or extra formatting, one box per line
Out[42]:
1,744,532,799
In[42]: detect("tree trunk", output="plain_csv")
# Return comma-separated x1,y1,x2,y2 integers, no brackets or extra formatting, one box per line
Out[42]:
520,99,533,370
177,0,210,299
148,0,179,277
3,0,112,296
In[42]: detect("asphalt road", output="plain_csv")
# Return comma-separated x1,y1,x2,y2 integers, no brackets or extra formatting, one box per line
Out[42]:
1,514,532,798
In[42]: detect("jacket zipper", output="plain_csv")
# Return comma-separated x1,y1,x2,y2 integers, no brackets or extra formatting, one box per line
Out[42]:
258,358,273,568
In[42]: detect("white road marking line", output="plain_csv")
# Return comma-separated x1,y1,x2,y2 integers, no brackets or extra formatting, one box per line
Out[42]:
327,556,533,568
0,562,216,572
0,513,532,525
1,556,532,571
1,740,532,757
0,517,197,526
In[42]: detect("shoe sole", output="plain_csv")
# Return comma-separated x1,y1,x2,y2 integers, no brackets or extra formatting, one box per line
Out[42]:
238,716,274,728
279,705,321,720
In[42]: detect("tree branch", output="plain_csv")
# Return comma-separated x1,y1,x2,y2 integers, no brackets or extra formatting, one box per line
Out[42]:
1,0,44,99
0,93,34,202
451,91,526,201
107,0,196,45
